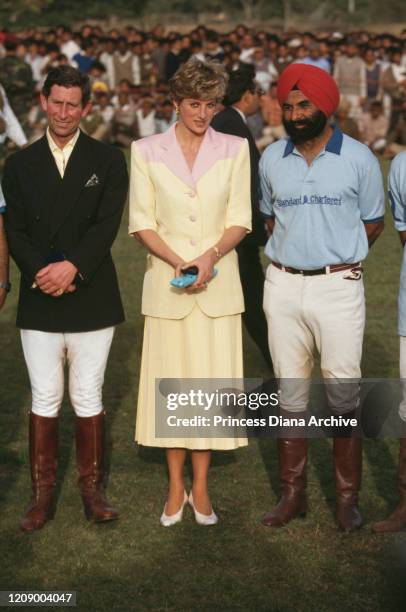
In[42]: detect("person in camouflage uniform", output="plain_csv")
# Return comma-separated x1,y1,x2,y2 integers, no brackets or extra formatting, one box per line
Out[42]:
0,38,35,131
0,82,27,176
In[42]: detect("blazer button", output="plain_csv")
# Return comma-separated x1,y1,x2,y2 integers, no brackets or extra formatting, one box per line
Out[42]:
35,215,40,221
188,192,196,198
189,215,196,222
190,239,197,246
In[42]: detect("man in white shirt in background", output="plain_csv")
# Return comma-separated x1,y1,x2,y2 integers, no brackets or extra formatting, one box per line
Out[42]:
60,27,81,62
136,94,156,138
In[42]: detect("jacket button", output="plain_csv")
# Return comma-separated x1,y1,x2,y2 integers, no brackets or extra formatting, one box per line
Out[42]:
189,215,196,222
190,239,197,246
188,192,196,198
35,215,40,221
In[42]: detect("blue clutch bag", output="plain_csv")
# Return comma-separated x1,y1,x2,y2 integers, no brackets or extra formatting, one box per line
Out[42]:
170,268,218,289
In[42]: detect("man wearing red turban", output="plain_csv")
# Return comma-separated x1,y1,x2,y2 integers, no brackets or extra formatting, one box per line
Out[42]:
259,63,385,532
277,63,340,119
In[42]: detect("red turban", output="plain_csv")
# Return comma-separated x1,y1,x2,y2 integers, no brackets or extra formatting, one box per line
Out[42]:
277,64,340,118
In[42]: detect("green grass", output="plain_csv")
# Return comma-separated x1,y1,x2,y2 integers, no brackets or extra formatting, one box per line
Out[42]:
1,158,406,611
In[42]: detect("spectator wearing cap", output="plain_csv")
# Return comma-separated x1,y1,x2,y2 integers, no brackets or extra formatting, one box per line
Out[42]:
94,91,114,125
88,60,109,90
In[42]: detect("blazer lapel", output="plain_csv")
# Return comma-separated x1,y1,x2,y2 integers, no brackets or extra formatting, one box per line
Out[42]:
28,136,62,212
159,124,195,191
192,126,222,184
159,124,224,190
49,131,96,239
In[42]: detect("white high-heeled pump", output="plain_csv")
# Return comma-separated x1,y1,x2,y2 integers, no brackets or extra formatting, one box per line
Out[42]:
160,491,188,527
188,492,218,526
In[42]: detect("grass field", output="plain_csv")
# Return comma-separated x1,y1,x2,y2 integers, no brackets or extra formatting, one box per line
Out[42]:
1,158,406,612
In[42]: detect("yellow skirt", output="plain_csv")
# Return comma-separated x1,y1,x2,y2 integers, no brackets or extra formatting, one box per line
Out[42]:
136,305,248,450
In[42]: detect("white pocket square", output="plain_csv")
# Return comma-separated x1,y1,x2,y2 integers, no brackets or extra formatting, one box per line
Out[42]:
85,174,99,187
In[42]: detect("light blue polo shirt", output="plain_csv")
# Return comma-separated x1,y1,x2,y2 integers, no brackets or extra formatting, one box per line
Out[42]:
0,184,5,215
295,57,331,73
259,127,385,270
388,151,406,336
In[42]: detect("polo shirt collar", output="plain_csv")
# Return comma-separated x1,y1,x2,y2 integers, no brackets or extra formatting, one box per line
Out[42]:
282,126,343,158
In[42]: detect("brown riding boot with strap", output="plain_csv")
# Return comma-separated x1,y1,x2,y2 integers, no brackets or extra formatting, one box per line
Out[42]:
372,437,406,533
20,412,58,533
262,437,308,527
75,412,118,522
334,435,363,531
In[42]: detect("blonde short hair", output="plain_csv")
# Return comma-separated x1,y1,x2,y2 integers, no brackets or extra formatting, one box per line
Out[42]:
168,58,228,102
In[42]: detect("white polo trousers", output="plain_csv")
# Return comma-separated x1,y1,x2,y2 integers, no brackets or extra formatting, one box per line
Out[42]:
20,327,115,418
263,264,365,414
399,336,406,423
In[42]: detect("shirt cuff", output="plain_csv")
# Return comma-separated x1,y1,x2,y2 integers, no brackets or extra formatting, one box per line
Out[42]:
362,216,384,224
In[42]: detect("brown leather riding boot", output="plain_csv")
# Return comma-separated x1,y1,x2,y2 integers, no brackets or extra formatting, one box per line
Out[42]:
262,438,307,527
372,437,406,533
75,412,118,522
20,412,58,533
334,436,363,531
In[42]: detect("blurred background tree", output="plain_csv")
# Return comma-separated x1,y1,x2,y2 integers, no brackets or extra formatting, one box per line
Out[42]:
0,0,404,28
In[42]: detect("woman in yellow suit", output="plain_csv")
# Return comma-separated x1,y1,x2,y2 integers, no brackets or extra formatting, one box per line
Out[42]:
129,59,252,526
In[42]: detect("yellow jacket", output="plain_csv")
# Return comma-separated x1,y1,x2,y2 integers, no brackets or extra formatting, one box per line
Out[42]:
129,124,252,319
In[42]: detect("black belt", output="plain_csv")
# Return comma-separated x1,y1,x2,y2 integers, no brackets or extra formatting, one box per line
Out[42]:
272,262,362,276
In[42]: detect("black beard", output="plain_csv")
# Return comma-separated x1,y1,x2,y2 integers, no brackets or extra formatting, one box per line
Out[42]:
283,110,328,144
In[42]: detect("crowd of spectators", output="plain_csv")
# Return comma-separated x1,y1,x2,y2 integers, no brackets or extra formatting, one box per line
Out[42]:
1,23,406,156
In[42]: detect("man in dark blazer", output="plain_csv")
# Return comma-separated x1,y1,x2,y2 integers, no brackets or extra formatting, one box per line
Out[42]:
211,67,272,370
3,66,128,532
